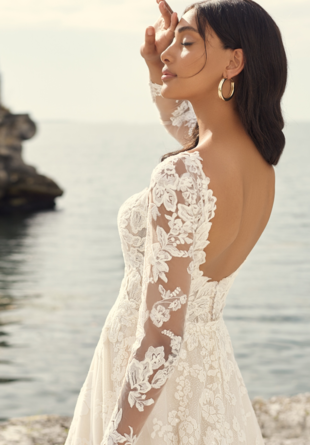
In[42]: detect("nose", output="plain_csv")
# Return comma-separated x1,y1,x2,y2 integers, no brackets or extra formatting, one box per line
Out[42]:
160,45,172,64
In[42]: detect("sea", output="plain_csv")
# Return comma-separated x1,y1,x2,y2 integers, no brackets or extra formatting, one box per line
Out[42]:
0,120,309,420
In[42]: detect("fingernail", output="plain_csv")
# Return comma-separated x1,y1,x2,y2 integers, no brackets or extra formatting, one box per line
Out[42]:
147,27,154,36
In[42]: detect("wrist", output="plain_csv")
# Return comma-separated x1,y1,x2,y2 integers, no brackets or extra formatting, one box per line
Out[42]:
145,59,164,70
146,60,164,85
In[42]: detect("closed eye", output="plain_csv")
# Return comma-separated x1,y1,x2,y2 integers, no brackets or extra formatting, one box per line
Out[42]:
181,42,193,46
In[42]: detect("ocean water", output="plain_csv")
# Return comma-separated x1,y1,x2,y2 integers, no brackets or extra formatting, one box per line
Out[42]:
0,120,309,420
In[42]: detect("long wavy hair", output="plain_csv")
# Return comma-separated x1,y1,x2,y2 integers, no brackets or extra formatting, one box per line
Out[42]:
161,0,288,166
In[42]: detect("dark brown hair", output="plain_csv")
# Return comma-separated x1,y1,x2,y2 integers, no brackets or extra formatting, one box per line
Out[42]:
161,0,288,166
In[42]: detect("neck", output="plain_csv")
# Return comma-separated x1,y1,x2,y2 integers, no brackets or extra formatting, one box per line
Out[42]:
190,91,244,147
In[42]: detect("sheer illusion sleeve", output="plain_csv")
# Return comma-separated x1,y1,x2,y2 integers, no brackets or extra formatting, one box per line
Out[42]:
149,81,197,146
102,155,205,445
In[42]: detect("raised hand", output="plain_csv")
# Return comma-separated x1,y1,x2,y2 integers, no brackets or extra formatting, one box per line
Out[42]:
140,0,179,66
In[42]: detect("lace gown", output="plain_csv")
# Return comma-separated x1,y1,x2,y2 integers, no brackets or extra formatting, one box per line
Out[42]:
64,82,265,445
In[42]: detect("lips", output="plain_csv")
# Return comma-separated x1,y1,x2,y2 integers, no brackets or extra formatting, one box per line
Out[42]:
161,69,177,80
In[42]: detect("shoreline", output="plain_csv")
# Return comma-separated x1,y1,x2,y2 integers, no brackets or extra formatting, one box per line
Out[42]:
0,393,309,445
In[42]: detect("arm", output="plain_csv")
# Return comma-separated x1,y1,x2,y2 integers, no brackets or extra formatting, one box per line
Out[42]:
102,155,203,445
141,1,197,146
149,76,197,145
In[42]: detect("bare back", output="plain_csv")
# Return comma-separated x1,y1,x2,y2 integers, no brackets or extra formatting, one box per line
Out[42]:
149,80,275,283
191,134,275,282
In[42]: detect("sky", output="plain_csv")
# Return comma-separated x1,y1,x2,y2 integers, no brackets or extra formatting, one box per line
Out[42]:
0,0,308,123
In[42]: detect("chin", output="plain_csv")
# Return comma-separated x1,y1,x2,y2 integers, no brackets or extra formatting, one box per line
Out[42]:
161,82,185,100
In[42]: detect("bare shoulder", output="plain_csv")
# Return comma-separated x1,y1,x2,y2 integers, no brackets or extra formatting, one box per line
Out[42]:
187,132,275,278
190,143,244,248
190,135,275,243
193,142,244,211
194,134,275,202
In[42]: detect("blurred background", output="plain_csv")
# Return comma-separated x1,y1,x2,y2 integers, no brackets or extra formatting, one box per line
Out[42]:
0,0,309,421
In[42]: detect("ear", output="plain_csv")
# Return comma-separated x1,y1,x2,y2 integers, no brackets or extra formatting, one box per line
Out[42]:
224,48,245,78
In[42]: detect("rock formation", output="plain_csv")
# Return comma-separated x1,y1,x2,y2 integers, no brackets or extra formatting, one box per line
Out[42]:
0,393,309,445
0,103,64,214
253,393,310,444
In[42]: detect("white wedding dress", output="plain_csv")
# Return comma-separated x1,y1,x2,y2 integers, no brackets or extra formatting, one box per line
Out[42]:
64,82,265,445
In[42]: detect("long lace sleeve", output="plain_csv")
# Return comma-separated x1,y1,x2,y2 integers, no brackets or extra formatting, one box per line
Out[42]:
102,154,205,445
149,81,197,146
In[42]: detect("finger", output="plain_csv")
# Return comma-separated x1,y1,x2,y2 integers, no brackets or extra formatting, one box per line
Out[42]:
143,26,156,54
156,0,173,14
163,0,173,14
158,1,172,29
168,11,179,33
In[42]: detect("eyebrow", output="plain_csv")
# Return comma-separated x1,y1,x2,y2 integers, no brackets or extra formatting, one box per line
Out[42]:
176,25,199,34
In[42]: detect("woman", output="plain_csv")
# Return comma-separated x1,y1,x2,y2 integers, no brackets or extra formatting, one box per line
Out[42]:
65,0,287,444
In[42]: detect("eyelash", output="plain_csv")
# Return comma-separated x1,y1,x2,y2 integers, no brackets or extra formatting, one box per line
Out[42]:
181,42,193,46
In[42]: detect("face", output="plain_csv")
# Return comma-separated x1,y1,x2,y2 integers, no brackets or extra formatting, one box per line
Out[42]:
160,8,235,102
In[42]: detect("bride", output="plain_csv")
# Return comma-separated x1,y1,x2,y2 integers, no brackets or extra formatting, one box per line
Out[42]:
65,0,288,444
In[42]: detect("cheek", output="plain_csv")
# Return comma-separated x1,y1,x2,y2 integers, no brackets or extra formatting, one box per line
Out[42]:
161,49,218,99
179,49,219,89
179,49,204,74
178,51,209,86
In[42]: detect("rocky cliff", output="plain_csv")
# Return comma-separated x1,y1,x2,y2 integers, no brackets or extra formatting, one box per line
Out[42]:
0,104,63,214
0,393,309,445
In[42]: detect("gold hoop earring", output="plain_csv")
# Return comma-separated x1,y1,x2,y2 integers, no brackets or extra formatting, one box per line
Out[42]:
218,77,235,101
